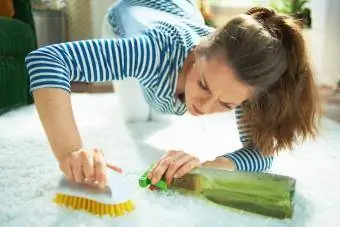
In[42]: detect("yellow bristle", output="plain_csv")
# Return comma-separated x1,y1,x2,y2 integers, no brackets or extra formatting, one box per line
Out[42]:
85,200,90,212
72,197,78,209
120,204,125,213
64,195,69,206
91,201,96,215
115,203,123,216
58,194,63,203
125,200,134,212
97,201,101,214
86,199,90,210
104,204,109,215
72,197,77,209
96,201,100,215
65,195,70,204
110,204,115,216
124,201,129,211
87,200,91,213
58,194,63,204
90,201,94,214
100,203,105,216
81,197,87,210
77,197,83,210
68,196,73,207
56,194,61,203
53,193,134,217
75,197,80,209
73,197,77,209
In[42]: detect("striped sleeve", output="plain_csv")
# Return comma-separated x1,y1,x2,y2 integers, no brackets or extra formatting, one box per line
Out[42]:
222,105,274,172
25,30,163,93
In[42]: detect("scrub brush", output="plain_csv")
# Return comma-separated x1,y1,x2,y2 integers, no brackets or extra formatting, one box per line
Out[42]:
53,169,135,217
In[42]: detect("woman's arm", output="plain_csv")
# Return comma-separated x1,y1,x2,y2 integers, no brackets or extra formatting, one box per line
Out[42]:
25,30,166,184
202,150,273,171
215,105,274,172
26,31,162,93
33,88,82,162
25,30,164,158
202,157,235,169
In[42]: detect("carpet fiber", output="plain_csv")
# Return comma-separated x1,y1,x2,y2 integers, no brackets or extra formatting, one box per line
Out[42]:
1,93,340,227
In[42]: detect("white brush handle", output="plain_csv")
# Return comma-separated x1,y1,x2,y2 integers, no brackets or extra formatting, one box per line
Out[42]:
56,171,133,204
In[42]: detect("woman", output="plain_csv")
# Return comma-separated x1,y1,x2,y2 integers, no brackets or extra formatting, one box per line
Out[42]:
25,0,320,189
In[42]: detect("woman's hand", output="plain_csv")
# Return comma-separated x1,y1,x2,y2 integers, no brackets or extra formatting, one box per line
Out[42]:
59,148,122,189
148,150,201,186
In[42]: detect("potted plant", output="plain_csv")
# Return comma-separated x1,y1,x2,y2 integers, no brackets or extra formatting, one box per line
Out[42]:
270,0,312,28
198,0,216,27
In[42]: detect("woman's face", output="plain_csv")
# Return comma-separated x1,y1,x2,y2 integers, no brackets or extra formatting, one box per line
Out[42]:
184,55,252,116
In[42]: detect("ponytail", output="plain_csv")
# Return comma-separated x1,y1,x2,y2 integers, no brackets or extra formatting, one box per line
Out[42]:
242,7,321,154
196,6,321,155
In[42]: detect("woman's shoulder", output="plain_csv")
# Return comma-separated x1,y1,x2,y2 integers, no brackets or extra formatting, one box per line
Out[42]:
144,20,214,49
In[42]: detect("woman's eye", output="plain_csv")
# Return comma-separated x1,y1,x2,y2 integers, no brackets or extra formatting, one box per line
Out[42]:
223,104,232,109
198,80,208,90
221,103,232,110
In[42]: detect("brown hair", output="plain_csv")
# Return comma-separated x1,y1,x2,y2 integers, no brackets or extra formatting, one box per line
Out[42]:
197,7,321,155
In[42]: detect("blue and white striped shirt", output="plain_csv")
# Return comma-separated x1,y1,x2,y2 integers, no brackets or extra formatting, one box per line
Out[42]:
25,0,273,172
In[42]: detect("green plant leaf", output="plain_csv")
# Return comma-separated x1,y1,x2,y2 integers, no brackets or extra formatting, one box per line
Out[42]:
270,0,311,14
269,2,280,12
297,0,310,11
269,0,294,14
283,0,293,13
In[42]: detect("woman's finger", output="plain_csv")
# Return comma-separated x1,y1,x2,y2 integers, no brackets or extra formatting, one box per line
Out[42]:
157,150,181,165
174,157,201,179
106,163,123,173
93,148,107,189
167,150,178,156
150,150,177,175
80,149,94,181
165,154,193,185
150,158,170,184
148,151,180,179
71,152,85,183
147,154,169,179
151,151,184,184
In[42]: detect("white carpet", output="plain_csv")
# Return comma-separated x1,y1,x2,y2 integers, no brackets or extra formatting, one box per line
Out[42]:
1,93,340,227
